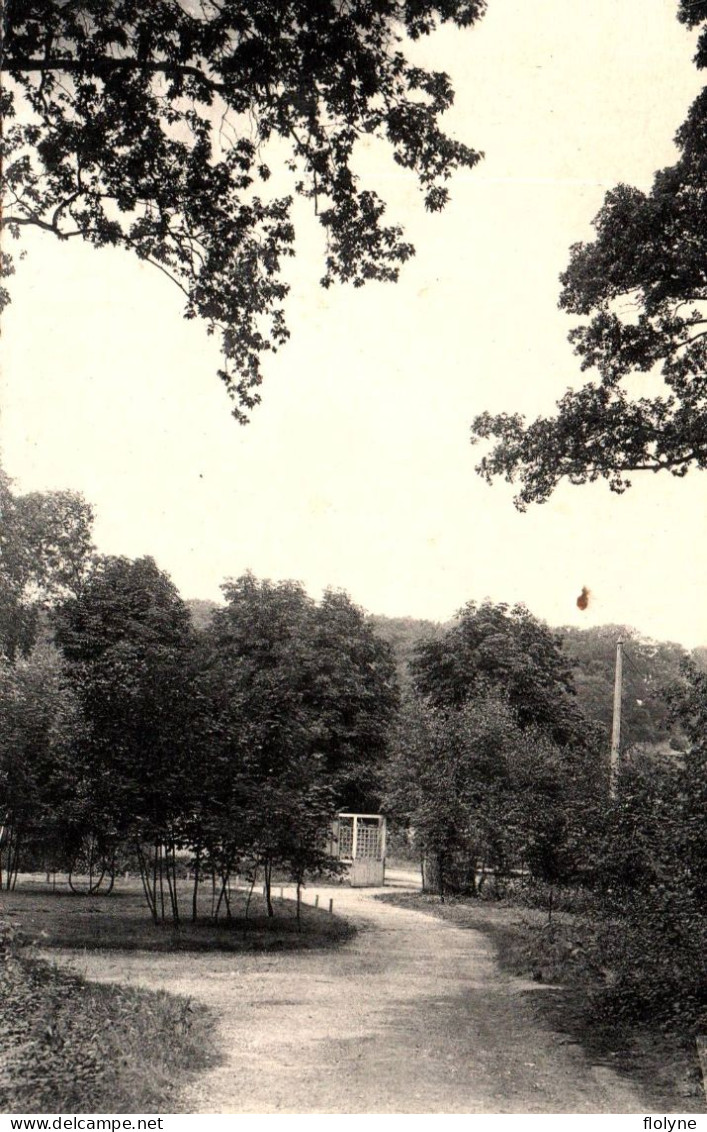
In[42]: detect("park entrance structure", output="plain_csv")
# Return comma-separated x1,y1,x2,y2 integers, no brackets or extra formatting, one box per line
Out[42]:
332,812,386,887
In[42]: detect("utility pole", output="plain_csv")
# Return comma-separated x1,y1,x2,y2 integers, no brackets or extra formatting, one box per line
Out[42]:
609,638,623,798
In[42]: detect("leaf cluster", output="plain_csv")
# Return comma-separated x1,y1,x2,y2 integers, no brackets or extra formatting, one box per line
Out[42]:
2,0,484,413
470,7,707,507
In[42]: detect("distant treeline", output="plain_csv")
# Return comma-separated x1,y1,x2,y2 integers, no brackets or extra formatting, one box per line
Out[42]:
367,613,705,751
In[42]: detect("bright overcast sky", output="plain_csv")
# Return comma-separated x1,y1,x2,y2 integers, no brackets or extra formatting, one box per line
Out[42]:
2,0,706,646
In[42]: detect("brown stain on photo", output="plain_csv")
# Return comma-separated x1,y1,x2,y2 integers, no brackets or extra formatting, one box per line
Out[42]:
576,586,590,611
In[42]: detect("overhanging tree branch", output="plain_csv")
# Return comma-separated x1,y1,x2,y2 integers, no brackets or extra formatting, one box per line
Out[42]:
2,0,485,418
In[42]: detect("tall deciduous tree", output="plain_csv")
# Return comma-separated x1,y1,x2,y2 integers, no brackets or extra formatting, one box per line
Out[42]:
411,600,584,745
197,574,398,911
0,643,83,889
470,5,707,508
0,470,95,661
387,693,602,895
2,0,484,415
390,601,605,893
53,555,196,918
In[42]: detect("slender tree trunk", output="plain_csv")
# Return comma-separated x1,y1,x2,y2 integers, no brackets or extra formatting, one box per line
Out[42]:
221,867,232,920
135,840,158,922
103,855,115,896
88,831,95,894
8,827,22,891
1,826,9,891
191,843,201,924
467,855,478,897
164,837,179,923
263,857,274,918
242,871,257,938
2,825,14,890
421,852,441,896
155,839,166,923
214,875,227,920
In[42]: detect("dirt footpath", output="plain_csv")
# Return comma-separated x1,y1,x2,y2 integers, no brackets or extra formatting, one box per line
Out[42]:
50,872,653,1114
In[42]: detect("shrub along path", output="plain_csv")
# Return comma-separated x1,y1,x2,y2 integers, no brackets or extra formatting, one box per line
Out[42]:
49,871,664,1114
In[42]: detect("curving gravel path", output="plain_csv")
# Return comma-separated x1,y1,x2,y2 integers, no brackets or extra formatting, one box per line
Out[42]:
49,871,652,1114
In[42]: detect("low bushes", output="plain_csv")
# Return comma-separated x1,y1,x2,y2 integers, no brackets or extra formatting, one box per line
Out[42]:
594,888,707,1033
1,921,217,1113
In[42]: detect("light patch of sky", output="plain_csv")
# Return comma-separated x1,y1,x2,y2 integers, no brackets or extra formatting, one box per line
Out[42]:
2,0,706,646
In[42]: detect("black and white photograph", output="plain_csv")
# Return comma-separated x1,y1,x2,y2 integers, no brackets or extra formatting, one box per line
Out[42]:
1,0,706,1118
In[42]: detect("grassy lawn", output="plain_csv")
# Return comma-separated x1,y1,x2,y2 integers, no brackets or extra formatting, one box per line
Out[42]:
2,876,354,1112
378,891,706,1113
1,875,354,952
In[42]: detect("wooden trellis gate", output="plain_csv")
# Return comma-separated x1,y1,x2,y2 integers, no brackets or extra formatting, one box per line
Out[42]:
330,812,386,887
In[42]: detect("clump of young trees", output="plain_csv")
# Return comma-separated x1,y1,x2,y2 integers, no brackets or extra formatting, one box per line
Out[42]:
385,601,606,896
0,473,399,918
380,596,706,1032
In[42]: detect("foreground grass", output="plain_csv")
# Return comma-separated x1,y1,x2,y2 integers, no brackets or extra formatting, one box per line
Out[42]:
1,879,353,1112
1,939,217,1113
2,877,354,952
379,892,706,1112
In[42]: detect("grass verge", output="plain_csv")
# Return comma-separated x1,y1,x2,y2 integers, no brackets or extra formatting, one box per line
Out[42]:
1,932,217,1113
2,877,354,952
2,878,354,1111
378,891,706,1112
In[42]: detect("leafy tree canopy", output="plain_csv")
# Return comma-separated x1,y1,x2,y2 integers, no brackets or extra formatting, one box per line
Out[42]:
410,600,585,745
561,624,688,749
387,692,604,893
203,573,399,810
366,612,445,692
471,4,707,508
53,553,194,662
1,0,484,416
0,642,83,887
0,469,95,660
52,555,197,841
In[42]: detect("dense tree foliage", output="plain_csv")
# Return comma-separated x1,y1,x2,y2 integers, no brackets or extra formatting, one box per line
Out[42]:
575,662,707,1031
53,555,197,913
15,565,398,919
387,693,603,894
366,613,444,693
667,657,707,902
192,575,398,911
185,596,221,631
386,600,607,894
561,625,688,748
0,643,82,889
2,0,484,415
0,470,94,660
470,5,707,507
411,600,585,745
